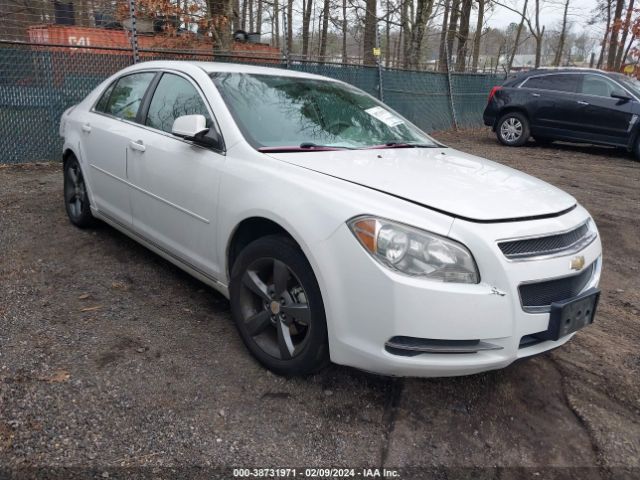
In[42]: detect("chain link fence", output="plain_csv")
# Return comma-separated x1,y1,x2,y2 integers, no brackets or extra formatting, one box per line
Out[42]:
0,1,504,163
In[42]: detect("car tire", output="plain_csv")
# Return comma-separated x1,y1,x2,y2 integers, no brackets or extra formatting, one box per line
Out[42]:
633,136,640,162
496,112,530,147
63,155,97,228
229,235,330,376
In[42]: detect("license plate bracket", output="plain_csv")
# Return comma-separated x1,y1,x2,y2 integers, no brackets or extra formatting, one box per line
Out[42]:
534,288,600,341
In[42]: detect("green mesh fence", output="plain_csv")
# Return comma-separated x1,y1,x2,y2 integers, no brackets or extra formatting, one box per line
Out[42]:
382,68,455,132
0,43,504,163
450,72,504,128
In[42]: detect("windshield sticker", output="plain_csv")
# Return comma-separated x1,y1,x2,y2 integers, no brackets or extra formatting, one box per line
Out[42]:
365,106,404,127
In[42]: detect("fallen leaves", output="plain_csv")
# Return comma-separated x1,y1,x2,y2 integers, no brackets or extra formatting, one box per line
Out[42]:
40,369,71,383
0,422,14,451
111,282,128,290
80,305,102,312
78,293,91,300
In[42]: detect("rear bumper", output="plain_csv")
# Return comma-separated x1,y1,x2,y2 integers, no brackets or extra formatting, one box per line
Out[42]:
482,103,498,129
483,114,495,128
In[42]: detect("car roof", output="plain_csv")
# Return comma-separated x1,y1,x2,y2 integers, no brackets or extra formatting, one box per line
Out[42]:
518,67,614,78
126,60,333,82
501,67,617,87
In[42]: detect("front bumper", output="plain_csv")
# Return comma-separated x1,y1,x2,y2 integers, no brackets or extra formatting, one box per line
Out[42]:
316,205,602,377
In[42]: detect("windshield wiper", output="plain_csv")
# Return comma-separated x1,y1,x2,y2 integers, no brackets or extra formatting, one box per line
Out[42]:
363,142,439,149
258,143,354,153
299,142,354,150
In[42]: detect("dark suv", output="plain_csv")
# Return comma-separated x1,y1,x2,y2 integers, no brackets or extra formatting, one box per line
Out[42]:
483,68,640,160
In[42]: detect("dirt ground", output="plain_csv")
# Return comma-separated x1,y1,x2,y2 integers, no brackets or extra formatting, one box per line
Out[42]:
0,129,639,479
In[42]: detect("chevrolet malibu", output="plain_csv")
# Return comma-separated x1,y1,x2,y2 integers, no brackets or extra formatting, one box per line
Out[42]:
59,61,602,377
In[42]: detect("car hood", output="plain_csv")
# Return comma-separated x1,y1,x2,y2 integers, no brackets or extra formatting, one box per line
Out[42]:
266,147,576,222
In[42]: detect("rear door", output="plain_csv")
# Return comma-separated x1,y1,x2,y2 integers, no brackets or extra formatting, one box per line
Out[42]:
519,73,581,137
574,74,634,145
126,71,226,277
82,72,156,225
520,73,579,137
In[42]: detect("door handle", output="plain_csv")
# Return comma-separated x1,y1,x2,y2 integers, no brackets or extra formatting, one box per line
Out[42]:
577,100,589,105
129,140,146,152
530,93,540,97
81,124,91,133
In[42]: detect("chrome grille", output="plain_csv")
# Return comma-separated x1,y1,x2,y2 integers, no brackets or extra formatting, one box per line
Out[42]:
519,263,594,313
498,222,594,260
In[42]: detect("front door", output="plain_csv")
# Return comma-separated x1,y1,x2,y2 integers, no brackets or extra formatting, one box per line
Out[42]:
126,72,225,277
574,74,634,145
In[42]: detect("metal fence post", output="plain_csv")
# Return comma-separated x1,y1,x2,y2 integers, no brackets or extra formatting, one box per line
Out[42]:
444,40,458,130
375,21,384,101
282,2,290,68
127,0,140,64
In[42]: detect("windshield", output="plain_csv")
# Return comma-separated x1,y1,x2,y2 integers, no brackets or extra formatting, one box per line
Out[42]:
210,72,438,150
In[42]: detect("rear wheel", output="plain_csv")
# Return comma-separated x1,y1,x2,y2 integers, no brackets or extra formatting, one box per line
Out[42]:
229,235,329,376
496,112,530,147
63,155,96,228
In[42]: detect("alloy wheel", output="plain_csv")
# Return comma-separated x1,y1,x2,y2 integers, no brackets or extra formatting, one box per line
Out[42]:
500,117,523,143
65,162,86,219
238,257,312,360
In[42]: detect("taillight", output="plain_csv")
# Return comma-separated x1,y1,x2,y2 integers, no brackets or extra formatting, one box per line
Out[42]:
487,86,501,103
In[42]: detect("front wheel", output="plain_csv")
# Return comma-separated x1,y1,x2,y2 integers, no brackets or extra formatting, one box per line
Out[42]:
496,112,530,147
229,235,330,376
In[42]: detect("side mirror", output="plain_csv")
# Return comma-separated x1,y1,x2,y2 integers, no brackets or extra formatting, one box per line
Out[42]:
171,114,222,150
172,114,209,139
611,89,631,101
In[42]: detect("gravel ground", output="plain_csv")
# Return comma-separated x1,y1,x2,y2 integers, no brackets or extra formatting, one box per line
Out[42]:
0,129,639,479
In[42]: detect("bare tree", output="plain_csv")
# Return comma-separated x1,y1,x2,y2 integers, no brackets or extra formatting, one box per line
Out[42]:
553,0,570,66
406,0,436,68
455,0,473,71
438,0,451,71
446,0,461,63
607,0,624,69
342,0,348,61
597,0,612,68
471,0,485,71
256,0,263,33
208,0,234,50
319,0,330,60
302,0,314,55
363,0,378,65
615,0,634,68
529,0,545,67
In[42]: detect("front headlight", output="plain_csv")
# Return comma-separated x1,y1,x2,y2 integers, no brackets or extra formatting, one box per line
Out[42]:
348,216,480,284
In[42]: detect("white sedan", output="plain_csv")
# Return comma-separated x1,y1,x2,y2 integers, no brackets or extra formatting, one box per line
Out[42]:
59,61,602,377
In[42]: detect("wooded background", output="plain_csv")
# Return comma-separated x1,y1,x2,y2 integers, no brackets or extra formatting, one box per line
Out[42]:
0,0,639,72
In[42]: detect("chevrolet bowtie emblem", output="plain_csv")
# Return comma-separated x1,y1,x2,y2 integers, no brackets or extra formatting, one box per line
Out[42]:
570,255,585,271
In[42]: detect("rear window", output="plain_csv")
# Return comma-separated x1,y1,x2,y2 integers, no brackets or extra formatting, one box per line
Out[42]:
103,72,155,121
95,82,115,113
522,74,579,93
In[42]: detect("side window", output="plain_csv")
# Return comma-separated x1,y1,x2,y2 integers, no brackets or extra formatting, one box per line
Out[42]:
104,72,155,121
522,74,579,93
145,73,212,133
95,82,115,113
580,75,618,97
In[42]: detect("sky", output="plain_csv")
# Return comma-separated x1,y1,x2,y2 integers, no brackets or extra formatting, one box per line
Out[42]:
484,0,601,31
